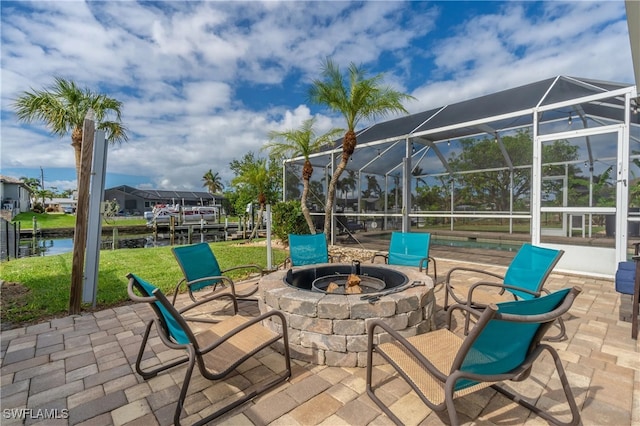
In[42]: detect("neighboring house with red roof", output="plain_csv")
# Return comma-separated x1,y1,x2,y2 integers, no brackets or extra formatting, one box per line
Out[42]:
0,175,32,220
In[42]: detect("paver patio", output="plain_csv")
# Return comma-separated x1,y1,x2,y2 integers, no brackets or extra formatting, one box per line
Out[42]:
1,255,639,425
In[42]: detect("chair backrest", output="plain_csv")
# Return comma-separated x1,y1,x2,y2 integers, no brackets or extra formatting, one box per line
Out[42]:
172,243,223,291
387,232,431,267
503,243,564,300
455,287,576,391
288,233,329,266
127,273,191,345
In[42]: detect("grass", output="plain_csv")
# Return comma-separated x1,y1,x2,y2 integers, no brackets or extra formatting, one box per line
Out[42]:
1,241,287,326
12,212,147,230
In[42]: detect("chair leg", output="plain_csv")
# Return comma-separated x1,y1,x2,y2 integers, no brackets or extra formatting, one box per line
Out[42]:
366,351,404,426
543,316,567,342
491,345,580,426
174,347,197,426
193,337,292,425
135,320,189,379
444,379,461,426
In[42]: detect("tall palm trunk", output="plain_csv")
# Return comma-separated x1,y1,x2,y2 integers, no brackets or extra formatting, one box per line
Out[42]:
249,193,267,241
323,130,356,239
301,159,316,234
71,127,83,182
301,178,316,234
248,204,265,240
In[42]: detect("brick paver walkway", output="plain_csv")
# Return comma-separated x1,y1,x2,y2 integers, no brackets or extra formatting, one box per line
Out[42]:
1,257,639,425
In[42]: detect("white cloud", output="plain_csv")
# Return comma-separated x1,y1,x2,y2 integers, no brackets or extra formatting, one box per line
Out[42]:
1,1,634,192
409,1,631,111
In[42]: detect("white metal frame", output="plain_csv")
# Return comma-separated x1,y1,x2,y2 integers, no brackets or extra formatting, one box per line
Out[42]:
535,124,626,275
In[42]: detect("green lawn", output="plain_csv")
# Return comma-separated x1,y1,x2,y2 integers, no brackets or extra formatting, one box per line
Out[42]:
12,212,148,229
1,241,287,326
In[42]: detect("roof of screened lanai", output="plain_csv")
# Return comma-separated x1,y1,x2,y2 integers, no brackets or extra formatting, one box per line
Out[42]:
287,75,639,179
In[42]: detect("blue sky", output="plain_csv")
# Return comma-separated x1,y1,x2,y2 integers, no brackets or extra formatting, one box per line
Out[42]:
0,1,634,192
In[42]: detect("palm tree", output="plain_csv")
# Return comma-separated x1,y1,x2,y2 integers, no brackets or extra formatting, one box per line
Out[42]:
13,77,128,183
309,58,414,239
412,166,428,188
363,175,382,198
264,118,342,234
202,169,225,194
340,170,357,209
231,158,270,240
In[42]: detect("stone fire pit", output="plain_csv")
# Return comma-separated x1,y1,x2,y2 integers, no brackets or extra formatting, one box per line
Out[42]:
258,264,435,367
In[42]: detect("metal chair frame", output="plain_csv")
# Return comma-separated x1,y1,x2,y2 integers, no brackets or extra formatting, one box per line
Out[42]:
444,243,565,340
172,242,264,303
127,273,291,426
371,231,437,281
366,287,582,426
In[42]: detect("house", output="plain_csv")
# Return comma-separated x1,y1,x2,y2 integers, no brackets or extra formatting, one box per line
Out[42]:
103,185,223,216
44,197,77,214
0,175,32,220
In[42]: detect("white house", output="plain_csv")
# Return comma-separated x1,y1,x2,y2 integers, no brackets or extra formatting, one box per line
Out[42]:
0,175,32,219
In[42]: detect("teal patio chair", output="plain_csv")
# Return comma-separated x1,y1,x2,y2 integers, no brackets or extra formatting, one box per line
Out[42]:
367,286,581,426
444,243,565,339
127,273,291,426
172,242,265,303
372,232,437,282
284,233,338,267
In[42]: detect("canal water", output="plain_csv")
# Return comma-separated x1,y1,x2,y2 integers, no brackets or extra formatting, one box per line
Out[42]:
17,232,228,257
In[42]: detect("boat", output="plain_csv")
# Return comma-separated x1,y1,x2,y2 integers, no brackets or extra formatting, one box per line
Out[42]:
144,204,218,225
181,206,218,223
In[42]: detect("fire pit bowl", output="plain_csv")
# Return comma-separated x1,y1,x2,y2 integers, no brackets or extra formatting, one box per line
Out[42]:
259,263,435,367
285,263,408,295
311,274,386,294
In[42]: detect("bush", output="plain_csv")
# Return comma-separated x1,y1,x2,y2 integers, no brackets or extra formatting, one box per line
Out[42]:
32,202,44,214
271,201,309,244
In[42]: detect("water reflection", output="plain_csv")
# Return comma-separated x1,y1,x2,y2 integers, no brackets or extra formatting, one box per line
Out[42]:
18,232,228,257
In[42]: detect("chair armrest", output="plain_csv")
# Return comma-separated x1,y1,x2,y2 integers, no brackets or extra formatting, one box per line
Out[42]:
371,252,388,263
445,266,505,284
172,277,187,305
222,263,265,276
367,319,448,383
186,276,235,291
466,281,539,305
444,303,486,328
179,292,239,316
444,268,505,307
419,257,438,282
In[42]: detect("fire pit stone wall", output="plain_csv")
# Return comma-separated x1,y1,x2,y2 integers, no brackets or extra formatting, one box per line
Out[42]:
258,264,436,367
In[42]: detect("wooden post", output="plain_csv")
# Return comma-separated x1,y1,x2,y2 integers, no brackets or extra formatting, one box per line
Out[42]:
170,216,175,246
69,116,95,315
31,216,37,254
153,220,157,241
112,227,118,250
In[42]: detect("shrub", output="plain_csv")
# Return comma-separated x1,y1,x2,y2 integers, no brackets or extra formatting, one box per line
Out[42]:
32,202,44,213
271,201,309,244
